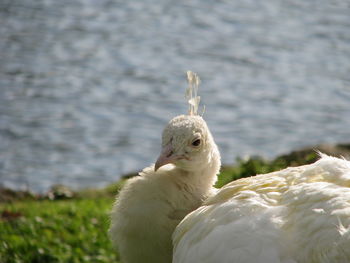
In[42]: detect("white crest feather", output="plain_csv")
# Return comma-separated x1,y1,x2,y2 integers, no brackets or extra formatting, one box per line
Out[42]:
186,71,201,116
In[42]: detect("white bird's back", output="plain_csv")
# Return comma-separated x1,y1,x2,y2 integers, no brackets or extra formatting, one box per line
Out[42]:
173,155,350,263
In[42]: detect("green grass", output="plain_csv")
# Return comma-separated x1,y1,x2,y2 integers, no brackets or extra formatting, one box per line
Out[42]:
0,198,119,263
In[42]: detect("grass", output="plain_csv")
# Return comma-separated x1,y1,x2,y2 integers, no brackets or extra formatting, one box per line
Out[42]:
0,150,321,263
0,198,119,263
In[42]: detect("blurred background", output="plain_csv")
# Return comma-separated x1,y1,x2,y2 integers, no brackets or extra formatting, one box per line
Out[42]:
0,0,349,192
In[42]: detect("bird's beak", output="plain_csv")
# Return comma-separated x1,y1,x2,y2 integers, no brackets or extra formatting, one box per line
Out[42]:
154,143,179,171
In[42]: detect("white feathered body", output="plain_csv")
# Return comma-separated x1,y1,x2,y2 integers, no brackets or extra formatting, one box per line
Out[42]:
110,159,219,263
109,114,221,263
173,155,350,263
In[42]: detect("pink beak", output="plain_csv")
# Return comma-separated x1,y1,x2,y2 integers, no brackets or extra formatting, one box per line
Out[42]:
154,143,179,171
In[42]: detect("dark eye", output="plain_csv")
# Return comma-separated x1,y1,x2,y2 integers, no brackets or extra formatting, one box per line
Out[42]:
192,139,201,147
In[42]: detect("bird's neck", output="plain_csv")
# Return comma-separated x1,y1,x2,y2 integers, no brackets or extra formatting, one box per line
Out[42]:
174,150,221,198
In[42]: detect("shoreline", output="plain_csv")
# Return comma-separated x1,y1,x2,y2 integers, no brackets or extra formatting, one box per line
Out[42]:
1,143,349,202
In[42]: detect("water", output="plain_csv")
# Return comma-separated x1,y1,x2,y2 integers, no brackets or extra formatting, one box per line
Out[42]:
1,0,349,192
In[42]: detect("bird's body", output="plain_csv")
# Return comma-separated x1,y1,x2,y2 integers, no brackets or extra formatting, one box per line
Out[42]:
173,154,350,263
109,115,221,263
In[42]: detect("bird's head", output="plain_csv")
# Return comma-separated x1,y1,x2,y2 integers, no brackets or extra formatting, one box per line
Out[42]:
155,114,220,172
155,71,220,173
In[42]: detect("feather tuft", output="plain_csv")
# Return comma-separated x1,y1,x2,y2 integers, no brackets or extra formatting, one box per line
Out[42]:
186,71,201,116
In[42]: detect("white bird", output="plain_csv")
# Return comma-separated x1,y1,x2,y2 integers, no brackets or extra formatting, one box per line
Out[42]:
109,71,221,263
110,72,350,263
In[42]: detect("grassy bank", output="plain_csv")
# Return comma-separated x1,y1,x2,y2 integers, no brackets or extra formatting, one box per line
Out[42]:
1,144,349,263
1,198,119,263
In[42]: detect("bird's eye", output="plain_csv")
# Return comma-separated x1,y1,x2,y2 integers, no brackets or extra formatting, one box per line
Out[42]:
192,139,201,147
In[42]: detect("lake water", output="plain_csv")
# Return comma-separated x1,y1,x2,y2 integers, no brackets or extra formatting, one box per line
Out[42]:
1,0,350,192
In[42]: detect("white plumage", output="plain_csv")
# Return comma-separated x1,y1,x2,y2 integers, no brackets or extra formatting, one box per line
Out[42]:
109,72,350,263
109,114,221,263
173,154,350,263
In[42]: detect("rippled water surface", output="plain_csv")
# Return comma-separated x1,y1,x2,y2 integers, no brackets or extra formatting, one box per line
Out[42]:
1,0,350,191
